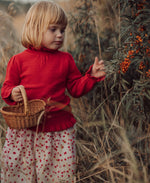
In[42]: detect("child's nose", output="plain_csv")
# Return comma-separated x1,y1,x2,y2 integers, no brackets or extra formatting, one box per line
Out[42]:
56,30,63,37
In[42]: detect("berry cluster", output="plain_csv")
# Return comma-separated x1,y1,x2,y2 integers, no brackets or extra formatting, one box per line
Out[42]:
119,0,149,76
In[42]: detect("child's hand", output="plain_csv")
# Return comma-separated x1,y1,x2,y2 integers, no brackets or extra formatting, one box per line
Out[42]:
11,85,23,102
91,57,106,78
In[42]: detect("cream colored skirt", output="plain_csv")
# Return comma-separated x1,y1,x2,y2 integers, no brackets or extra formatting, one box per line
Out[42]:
1,126,76,183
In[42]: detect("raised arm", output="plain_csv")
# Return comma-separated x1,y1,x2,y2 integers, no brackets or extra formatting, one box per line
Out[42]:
66,55,105,98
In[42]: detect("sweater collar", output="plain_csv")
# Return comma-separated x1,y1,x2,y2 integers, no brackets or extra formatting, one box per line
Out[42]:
28,47,59,54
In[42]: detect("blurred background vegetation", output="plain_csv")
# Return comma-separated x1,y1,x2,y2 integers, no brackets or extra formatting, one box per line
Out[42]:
0,0,150,182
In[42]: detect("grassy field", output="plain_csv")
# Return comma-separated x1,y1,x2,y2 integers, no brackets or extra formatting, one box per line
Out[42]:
0,0,150,183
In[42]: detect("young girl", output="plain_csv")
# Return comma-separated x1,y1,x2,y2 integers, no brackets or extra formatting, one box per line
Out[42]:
1,1,105,182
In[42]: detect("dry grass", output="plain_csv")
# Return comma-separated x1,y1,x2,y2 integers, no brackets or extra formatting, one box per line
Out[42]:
0,9,24,180
71,97,150,183
0,10,23,83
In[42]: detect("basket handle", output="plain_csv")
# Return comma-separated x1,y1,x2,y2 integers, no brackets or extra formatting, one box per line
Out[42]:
18,85,29,115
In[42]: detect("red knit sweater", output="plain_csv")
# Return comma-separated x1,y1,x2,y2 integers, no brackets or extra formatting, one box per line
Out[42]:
1,48,105,132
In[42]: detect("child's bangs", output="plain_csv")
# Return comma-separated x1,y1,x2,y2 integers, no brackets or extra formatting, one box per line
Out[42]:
46,5,68,27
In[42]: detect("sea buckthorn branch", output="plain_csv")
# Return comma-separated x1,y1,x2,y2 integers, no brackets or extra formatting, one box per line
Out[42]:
119,0,149,76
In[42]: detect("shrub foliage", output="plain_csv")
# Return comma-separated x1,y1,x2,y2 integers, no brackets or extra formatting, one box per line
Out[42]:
69,0,150,182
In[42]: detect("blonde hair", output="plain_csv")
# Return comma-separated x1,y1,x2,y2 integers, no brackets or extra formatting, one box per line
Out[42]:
21,1,68,49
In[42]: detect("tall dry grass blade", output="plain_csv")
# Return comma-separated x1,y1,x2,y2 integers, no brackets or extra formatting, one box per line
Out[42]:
118,128,140,181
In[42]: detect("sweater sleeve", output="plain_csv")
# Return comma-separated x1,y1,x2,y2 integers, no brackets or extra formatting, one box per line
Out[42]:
1,56,20,105
66,54,105,98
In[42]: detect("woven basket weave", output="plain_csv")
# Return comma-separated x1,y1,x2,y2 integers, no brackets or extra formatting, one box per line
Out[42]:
0,85,46,129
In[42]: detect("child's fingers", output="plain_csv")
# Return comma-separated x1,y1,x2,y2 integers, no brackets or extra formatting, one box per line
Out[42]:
15,96,23,102
12,93,23,102
99,60,104,65
97,62,105,71
94,57,104,65
94,57,99,65
94,58,103,70
11,85,24,102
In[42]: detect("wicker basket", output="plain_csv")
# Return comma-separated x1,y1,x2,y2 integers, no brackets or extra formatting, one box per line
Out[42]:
0,85,46,129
